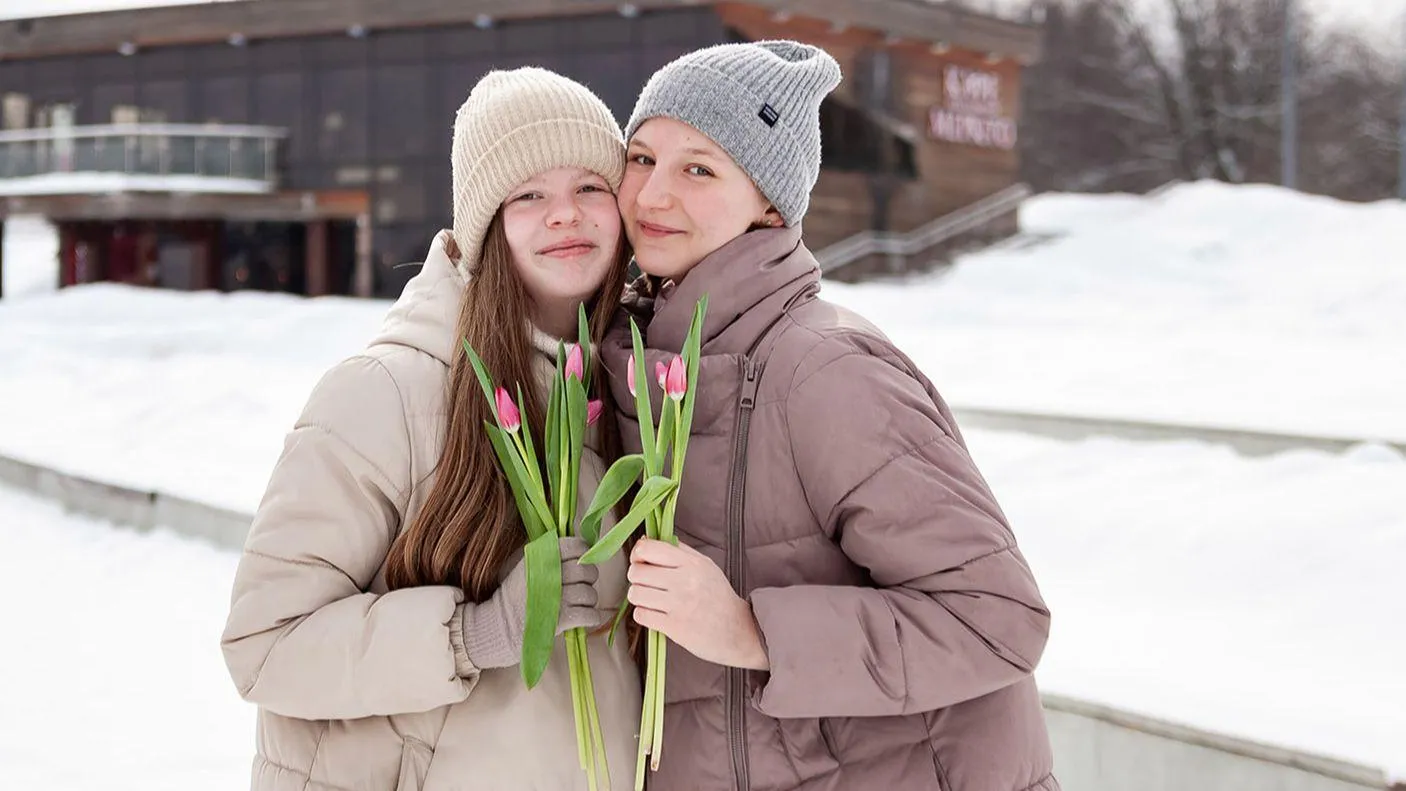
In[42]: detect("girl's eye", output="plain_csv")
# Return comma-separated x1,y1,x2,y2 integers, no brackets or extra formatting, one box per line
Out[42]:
511,192,540,203
686,165,713,177
579,184,609,194
629,154,655,166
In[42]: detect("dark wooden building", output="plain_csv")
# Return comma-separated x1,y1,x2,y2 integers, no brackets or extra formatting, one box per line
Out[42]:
0,0,1041,298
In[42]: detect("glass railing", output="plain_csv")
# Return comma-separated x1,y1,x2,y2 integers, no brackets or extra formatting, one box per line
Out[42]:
0,123,286,188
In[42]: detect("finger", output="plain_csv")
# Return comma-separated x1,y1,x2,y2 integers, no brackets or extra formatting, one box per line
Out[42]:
632,605,665,631
672,540,709,561
625,561,673,591
559,536,589,561
562,560,599,586
562,582,599,609
626,583,670,613
630,537,686,568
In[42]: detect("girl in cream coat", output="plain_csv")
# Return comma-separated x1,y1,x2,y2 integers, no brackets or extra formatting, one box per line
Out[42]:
220,68,641,791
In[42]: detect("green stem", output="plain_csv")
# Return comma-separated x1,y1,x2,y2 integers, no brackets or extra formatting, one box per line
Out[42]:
637,632,658,790
509,428,541,490
568,633,588,772
580,632,609,789
651,629,667,770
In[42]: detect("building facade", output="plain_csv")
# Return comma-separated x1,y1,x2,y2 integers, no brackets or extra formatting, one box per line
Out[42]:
0,0,1040,298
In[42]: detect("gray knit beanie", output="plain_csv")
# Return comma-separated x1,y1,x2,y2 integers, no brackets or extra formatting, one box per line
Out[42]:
451,67,624,276
626,40,842,227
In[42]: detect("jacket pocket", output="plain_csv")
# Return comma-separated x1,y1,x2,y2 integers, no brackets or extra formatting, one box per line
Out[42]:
920,711,952,791
772,717,841,787
395,737,434,791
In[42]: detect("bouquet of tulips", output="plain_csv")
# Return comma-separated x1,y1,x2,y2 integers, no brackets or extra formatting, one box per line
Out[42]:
462,305,681,791
578,295,709,790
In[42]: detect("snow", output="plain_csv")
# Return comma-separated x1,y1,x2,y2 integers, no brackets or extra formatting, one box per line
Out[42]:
823,181,1406,443
1,432,1401,786
0,484,253,790
1,215,58,299
968,432,1406,780
0,283,386,512
0,181,1403,781
0,172,274,197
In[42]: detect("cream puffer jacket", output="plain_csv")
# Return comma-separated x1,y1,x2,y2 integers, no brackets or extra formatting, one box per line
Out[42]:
221,231,641,791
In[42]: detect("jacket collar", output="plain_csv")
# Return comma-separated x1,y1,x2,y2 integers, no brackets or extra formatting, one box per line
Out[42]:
645,225,819,355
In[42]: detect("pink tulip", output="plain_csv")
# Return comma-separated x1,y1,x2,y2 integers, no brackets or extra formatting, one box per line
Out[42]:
627,354,637,396
564,344,585,381
494,387,521,433
665,357,686,401
587,399,603,426
656,361,668,390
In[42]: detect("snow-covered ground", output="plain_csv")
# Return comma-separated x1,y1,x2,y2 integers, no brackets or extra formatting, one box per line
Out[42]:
1,215,58,300
824,182,1406,443
0,484,252,790
3,182,1404,511
0,279,385,512
1,182,1404,781
2,432,1401,787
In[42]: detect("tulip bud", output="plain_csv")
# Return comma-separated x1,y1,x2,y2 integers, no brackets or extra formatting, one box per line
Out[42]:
627,354,637,396
665,357,686,401
494,387,521,433
587,399,603,426
656,361,668,390
564,343,585,381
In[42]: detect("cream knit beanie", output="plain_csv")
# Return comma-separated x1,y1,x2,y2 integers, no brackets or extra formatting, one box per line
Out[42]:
451,67,625,276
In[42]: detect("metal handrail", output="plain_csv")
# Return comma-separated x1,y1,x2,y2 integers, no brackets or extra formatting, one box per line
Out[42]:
0,123,287,187
817,182,1033,273
0,123,289,143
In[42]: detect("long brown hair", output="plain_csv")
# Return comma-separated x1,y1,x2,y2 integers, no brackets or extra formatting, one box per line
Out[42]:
385,212,629,601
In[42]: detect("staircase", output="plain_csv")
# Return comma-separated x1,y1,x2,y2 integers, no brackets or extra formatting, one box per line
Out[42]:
815,182,1033,280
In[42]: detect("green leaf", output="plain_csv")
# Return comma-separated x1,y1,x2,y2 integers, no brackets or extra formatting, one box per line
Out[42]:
545,373,562,507
577,303,593,392
554,343,571,533
489,419,554,535
579,453,646,543
672,295,710,478
566,376,588,526
659,486,680,544
654,397,676,469
462,339,499,420
579,476,677,565
514,382,542,489
521,531,562,689
484,423,548,540
630,319,657,474
606,598,630,648
565,376,587,488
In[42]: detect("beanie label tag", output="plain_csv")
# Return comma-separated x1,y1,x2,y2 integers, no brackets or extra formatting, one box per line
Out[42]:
758,103,780,127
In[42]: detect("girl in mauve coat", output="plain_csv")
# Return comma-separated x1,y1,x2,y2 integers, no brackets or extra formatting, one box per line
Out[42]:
600,41,1060,791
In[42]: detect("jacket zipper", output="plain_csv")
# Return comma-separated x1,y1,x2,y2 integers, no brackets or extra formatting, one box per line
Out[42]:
726,357,761,791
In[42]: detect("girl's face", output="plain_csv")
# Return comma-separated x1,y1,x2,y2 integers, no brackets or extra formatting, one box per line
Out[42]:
500,166,622,327
618,117,782,281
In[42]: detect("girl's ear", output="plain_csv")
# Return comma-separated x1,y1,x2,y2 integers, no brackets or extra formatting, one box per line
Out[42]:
759,206,784,228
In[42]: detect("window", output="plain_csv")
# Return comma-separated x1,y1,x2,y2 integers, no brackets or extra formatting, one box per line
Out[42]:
2,93,29,129
819,97,917,178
